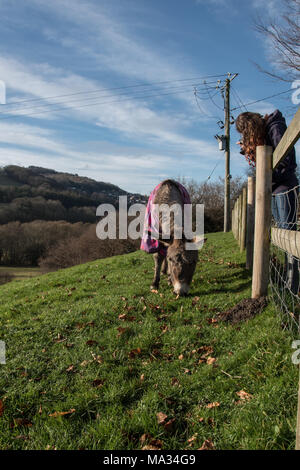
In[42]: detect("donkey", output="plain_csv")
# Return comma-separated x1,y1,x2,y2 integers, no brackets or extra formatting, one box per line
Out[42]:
141,179,200,296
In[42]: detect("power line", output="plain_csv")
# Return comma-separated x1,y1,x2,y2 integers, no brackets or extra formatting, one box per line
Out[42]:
3,74,229,108
0,88,209,121
231,89,291,111
231,85,248,112
0,81,220,117
205,155,224,182
193,87,222,120
204,80,224,113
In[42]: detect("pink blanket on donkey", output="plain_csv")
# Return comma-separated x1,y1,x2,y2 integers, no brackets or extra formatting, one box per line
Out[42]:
140,181,191,257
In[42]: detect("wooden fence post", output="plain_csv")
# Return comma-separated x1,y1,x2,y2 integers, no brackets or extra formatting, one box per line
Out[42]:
251,145,272,298
246,176,255,270
234,200,238,240
297,367,300,450
240,186,247,252
238,194,242,248
233,201,237,239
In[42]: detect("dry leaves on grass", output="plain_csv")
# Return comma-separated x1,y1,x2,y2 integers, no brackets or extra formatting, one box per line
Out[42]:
118,313,136,322
206,402,220,409
140,433,163,450
187,433,198,447
156,412,168,425
171,377,180,386
86,340,98,346
92,379,105,388
156,412,176,432
10,418,33,428
198,439,215,450
206,357,216,365
235,390,253,404
117,327,128,337
128,347,142,359
49,409,75,418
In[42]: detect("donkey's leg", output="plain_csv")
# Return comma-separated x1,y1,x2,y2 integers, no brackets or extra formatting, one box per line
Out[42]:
151,252,165,290
161,257,168,275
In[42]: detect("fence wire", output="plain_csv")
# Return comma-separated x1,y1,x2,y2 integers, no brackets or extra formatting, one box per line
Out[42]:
270,185,300,334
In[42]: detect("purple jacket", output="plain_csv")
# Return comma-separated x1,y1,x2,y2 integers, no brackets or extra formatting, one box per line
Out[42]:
265,109,298,193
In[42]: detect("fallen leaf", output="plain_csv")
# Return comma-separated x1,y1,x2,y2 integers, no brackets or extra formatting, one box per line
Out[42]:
80,360,91,367
163,417,176,432
171,377,180,386
199,439,215,450
53,334,66,343
10,418,33,427
128,347,142,359
86,340,98,346
207,318,218,324
92,379,105,388
117,327,127,337
187,433,198,446
140,434,163,450
206,357,216,365
156,412,168,425
140,374,145,382
49,409,75,418
206,402,220,409
151,289,158,294
91,353,103,364
142,444,161,450
66,364,74,372
236,390,253,401
178,354,184,360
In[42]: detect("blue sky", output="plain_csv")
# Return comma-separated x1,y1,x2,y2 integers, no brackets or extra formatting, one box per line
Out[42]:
0,0,298,193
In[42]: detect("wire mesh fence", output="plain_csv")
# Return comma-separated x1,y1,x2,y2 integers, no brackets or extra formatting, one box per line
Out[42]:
270,185,300,334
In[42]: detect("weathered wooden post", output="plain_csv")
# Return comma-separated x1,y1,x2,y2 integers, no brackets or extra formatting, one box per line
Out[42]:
246,176,255,270
251,146,272,298
240,186,247,252
234,200,238,240
297,368,300,450
232,201,237,239
238,194,242,246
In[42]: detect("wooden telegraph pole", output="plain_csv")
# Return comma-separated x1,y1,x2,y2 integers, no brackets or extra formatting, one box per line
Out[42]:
224,77,230,232
223,73,238,232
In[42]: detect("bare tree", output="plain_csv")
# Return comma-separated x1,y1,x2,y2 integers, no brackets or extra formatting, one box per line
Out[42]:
254,0,300,82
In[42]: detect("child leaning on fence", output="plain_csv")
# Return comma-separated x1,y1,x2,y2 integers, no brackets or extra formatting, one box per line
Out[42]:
235,110,299,295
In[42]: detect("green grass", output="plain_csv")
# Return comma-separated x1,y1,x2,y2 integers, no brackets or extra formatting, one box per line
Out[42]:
0,232,298,450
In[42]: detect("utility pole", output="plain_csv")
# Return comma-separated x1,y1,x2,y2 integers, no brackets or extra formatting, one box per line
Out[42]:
223,73,238,232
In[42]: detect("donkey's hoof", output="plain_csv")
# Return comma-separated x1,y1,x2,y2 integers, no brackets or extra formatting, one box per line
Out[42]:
150,284,159,291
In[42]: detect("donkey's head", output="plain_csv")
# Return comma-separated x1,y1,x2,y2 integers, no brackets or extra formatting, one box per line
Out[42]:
166,238,198,296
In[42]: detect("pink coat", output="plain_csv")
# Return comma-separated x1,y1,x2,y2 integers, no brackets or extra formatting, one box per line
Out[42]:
140,181,191,257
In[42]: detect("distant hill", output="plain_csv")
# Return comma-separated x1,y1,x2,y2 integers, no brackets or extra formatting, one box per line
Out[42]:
0,165,147,224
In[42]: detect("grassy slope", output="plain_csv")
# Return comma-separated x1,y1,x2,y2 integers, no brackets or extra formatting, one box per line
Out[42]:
0,232,298,450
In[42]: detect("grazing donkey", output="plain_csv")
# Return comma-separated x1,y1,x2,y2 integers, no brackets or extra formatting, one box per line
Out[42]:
141,179,200,296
